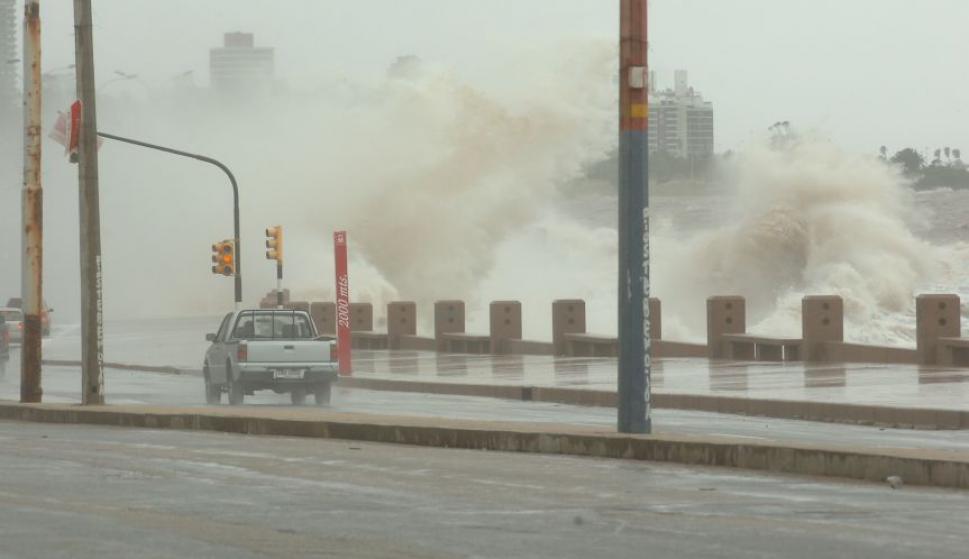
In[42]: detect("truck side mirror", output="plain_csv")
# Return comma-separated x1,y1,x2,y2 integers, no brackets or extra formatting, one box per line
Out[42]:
205,333,217,342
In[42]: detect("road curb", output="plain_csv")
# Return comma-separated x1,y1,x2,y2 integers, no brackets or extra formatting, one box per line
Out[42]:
0,401,967,490
43,359,186,375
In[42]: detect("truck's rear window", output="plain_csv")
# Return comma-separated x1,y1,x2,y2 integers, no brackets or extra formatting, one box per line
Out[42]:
232,311,314,340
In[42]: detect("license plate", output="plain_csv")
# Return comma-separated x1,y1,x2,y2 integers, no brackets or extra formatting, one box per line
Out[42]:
273,369,305,380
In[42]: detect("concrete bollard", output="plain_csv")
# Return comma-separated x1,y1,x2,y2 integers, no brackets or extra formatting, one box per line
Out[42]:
489,301,523,354
552,300,586,356
434,300,466,351
349,302,374,332
259,289,291,309
649,297,662,340
284,301,309,311
310,302,336,336
707,296,746,359
916,294,961,365
802,295,844,362
387,301,417,349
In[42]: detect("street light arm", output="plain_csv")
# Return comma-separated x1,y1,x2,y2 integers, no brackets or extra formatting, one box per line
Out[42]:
95,131,242,305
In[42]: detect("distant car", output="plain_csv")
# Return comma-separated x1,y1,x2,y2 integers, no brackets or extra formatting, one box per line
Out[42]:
203,309,338,406
0,308,23,344
4,297,52,336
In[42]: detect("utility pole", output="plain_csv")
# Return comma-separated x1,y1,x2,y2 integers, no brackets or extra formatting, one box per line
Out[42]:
74,0,104,404
20,0,42,403
617,0,650,433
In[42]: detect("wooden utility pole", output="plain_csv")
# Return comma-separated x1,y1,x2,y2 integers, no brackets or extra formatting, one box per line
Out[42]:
20,0,43,403
73,0,104,404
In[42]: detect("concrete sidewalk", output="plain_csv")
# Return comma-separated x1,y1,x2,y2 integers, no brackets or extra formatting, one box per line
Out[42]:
1,400,967,490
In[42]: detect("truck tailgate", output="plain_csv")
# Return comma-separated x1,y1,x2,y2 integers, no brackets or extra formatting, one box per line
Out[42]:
244,340,332,364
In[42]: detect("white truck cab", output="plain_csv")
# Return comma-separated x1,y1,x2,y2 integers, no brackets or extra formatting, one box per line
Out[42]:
203,309,338,405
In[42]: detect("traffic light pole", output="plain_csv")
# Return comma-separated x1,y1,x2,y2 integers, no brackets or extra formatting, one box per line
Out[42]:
276,262,283,309
96,132,242,306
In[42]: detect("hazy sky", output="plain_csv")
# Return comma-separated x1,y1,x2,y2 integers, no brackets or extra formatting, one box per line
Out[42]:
24,0,967,155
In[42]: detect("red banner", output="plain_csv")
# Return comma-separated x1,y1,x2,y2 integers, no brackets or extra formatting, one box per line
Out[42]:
333,231,352,376
69,100,82,158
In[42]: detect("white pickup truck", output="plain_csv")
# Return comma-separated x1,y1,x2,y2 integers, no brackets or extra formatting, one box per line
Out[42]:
203,309,338,405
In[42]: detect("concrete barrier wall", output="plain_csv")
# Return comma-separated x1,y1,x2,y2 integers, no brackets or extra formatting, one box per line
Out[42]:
654,340,707,358
552,300,586,356
821,342,919,365
387,302,417,349
434,301,466,351
707,296,746,359
284,301,310,314
505,339,554,355
649,297,662,340
490,301,523,354
350,303,374,332
398,335,437,352
258,289,290,309
916,294,961,365
259,293,969,368
802,295,843,362
310,302,336,336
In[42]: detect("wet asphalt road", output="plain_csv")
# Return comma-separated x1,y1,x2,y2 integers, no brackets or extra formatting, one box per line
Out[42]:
1,420,968,559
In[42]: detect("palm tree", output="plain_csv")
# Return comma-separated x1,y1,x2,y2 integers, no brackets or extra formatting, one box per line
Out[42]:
879,145,888,159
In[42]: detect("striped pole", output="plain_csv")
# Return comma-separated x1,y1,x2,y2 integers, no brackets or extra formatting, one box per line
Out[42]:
617,0,650,433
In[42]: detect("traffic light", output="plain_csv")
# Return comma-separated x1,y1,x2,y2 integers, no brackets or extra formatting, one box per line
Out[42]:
265,226,283,262
211,240,236,276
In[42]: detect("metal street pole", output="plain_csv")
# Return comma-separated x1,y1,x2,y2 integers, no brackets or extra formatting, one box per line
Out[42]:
74,0,104,404
20,0,42,403
95,132,242,307
618,0,650,433
276,262,283,309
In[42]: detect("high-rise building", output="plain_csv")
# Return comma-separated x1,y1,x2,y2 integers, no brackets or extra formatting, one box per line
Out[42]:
209,32,274,96
647,70,714,161
0,0,18,115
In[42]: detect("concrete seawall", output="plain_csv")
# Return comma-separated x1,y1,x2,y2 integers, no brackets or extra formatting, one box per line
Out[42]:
339,377,969,431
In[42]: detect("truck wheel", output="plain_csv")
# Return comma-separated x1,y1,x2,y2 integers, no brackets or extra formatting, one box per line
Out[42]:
227,362,245,405
203,365,221,405
313,382,332,405
290,388,307,406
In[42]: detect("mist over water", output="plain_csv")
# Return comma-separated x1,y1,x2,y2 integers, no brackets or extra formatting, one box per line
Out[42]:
651,139,969,346
2,47,968,348
465,139,969,346
1,46,618,329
